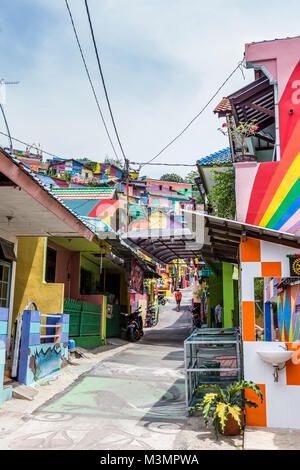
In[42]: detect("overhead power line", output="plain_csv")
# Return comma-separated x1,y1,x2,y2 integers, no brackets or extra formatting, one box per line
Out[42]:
0,131,68,159
84,0,127,162
140,59,245,169
130,161,196,167
65,0,120,160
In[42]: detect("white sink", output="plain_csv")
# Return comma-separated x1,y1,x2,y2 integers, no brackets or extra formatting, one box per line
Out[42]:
257,350,294,366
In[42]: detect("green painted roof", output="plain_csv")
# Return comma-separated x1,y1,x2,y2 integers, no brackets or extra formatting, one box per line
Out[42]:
51,186,115,194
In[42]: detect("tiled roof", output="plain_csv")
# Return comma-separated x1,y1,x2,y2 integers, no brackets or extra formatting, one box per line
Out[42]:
213,97,231,115
51,187,116,199
197,147,232,166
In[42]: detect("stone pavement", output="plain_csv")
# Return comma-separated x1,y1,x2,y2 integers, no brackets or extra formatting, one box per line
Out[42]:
244,426,300,450
0,288,242,450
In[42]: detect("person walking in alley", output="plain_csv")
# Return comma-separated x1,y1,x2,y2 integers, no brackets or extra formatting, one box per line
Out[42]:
175,288,182,312
214,300,223,328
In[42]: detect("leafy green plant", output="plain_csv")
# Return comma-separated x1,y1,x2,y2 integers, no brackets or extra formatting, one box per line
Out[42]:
189,380,263,438
207,167,236,219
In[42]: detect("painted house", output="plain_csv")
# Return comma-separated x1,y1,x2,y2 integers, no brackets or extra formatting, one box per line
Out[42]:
0,146,101,401
141,178,193,198
48,159,93,180
94,163,123,181
213,36,300,429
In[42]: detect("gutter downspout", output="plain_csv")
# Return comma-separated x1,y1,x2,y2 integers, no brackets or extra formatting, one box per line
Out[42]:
246,62,281,161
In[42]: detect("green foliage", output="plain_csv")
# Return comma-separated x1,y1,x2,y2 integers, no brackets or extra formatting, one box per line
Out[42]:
104,155,124,170
189,380,263,438
254,277,264,319
207,167,236,219
185,170,199,190
160,173,185,183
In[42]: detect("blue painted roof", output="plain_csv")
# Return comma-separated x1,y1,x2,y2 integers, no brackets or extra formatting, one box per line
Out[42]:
197,147,231,166
59,199,100,216
35,174,60,188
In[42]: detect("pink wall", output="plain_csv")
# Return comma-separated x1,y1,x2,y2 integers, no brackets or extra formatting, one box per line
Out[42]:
79,294,103,305
245,37,300,99
48,240,80,299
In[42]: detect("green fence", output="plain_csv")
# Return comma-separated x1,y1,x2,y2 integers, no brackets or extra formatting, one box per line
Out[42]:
64,298,103,349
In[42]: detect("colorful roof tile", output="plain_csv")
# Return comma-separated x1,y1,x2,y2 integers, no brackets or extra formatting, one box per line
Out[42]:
197,147,232,166
51,187,116,199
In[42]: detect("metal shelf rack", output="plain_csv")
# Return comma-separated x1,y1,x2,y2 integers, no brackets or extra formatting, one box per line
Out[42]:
184,328,242,409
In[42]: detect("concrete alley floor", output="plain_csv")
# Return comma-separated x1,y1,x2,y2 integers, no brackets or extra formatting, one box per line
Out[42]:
0,288,243,450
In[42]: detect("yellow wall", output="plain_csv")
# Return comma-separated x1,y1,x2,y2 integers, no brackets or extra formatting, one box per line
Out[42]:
13,237,64,326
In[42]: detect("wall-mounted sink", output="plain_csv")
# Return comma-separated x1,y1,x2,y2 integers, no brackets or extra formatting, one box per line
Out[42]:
257,350,294,366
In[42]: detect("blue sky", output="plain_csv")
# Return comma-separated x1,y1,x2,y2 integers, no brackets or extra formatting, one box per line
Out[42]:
1,0,300,178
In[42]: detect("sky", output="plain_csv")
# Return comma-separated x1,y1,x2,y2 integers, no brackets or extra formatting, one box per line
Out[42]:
1,0,300,179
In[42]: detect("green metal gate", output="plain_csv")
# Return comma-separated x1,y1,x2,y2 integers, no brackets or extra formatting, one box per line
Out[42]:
64,298,103,349
106,304,121,337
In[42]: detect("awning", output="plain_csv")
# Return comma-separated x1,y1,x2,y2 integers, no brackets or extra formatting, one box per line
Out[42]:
0,238,17,261
122,213,300,265
228,75,275,133
122,228,204,265
0,148,97,241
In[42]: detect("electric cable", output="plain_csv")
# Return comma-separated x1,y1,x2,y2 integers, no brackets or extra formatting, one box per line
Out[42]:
139,59,245,169
0,130,68,159
84,0,127,162
65,0,120,160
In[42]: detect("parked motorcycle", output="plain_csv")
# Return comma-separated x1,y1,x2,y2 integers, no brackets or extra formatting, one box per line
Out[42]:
146,303,159,327
158,294,167,306
120,306,144,341
190,304,201,329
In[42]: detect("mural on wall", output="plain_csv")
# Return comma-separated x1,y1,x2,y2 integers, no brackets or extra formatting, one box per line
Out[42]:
277,280,300,342
131,261,144,294
262,277,300,342
30,344,68,382
236,54,300,233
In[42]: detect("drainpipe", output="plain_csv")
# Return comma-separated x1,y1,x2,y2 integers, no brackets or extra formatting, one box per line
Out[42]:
246,62,281,161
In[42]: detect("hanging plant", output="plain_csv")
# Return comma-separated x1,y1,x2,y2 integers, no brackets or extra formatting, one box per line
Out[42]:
219,119,259,156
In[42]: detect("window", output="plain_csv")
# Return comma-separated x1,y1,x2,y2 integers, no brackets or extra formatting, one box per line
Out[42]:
45,247,57,283
0,261,11,308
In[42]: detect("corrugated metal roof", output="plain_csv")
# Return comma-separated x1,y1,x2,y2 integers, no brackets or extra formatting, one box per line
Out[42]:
51,187,115,194
148,191,191,201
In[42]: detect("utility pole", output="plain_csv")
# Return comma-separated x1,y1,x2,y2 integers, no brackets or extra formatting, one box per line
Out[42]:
125,158,130,232
0,78,20,152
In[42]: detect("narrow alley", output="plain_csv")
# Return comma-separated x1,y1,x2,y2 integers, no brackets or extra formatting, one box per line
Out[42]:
0,288,242,450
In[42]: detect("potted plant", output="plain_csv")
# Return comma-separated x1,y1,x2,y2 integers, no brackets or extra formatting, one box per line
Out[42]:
219,119,259,162
189,380,263,438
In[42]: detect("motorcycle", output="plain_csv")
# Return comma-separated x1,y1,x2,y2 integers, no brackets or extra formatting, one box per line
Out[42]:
120,306,144,341
158,294,167,306
146,303,159,327
190,304,201,329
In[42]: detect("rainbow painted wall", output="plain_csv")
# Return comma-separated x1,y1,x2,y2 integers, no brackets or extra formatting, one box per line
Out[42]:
235,37,300,234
